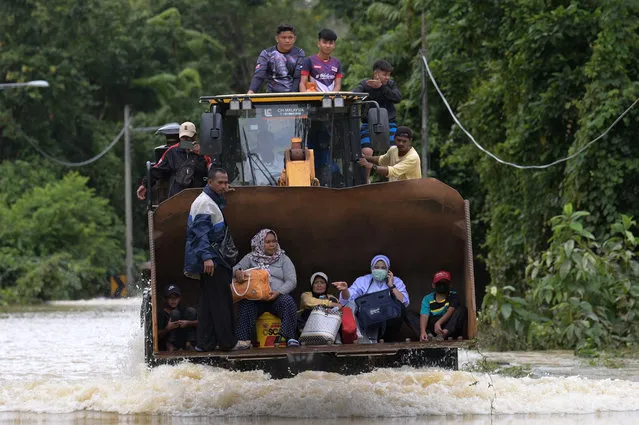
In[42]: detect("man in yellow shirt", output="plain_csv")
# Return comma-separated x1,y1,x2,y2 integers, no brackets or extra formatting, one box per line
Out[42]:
357,126,422,182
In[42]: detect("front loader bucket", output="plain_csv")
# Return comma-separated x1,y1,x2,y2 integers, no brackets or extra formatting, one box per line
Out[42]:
148,178,477,355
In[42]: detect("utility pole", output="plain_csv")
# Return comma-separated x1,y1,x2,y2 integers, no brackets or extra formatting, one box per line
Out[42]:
124,105,134,287
421,13,429,176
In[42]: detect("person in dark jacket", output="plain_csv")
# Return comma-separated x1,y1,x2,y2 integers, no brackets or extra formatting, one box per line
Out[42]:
183,167,250,352
247,24,305,94
136,121,211,200
352,60,402,183
157,284,198,351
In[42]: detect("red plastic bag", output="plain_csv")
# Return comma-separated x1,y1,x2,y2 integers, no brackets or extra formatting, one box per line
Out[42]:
341,307,358,344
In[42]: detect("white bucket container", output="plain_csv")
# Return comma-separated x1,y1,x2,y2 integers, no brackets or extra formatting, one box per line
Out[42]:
299,307,342,345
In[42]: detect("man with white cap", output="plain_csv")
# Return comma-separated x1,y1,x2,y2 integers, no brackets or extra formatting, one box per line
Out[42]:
137,121,211,200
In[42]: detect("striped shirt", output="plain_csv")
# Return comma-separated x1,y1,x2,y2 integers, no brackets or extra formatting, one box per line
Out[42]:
420,291,460,318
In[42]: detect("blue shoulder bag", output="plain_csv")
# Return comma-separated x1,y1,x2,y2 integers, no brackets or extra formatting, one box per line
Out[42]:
355,278,403,328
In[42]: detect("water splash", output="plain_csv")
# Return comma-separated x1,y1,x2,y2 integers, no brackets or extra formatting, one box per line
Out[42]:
2,363,639,417
2,299,639,419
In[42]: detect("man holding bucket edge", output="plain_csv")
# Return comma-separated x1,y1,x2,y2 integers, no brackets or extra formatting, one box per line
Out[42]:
357,126,422,182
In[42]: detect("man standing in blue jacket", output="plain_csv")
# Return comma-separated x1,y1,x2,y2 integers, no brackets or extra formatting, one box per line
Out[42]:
184,168,250,351
247,24,305,93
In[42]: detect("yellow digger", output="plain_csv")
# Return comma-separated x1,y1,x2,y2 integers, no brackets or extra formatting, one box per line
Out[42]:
141,92,477,378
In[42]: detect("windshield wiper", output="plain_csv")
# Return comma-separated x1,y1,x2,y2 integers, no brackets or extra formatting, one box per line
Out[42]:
249,153,279,186
241,125,279,186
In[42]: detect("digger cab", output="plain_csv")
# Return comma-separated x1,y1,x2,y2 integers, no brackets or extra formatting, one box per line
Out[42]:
197,92,389,188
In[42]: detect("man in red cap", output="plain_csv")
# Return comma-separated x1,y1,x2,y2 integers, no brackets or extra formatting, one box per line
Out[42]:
419,270,466,341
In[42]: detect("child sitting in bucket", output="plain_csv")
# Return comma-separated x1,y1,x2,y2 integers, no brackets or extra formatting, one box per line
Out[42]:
419,271,466,341
157,284,198,351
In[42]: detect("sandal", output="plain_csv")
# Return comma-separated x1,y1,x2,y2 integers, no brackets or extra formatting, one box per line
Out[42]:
232,340,252,350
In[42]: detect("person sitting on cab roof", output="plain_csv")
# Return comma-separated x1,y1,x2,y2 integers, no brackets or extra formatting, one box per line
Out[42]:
233,229,300,347
358,125,422,182
136,121,211,200
157,284,198,351
298,271,341,330
352,60,402,183
333,254,410,343
247,24,305,94
419,270,467,341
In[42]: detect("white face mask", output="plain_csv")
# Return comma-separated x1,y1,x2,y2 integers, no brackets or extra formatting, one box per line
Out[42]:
372,268,388,281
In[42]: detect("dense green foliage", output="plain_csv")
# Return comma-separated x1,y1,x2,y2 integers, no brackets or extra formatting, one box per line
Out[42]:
1,0,638,349
481,204,639,351
0,162,123,303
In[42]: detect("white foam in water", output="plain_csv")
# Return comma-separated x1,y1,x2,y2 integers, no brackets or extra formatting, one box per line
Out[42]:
2,362,639,417
2,298,639,419
48,297,143,307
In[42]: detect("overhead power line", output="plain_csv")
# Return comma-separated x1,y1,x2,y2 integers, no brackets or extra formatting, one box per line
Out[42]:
25,128,125,167
24,124,161,167
420,53,639,170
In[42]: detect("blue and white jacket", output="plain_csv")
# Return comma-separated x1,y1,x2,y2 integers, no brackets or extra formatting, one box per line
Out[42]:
184,185,228,274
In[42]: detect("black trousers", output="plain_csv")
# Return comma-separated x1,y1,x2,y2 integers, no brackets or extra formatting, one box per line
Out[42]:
168,307,197,349
197,266,237,351
427,306,467,338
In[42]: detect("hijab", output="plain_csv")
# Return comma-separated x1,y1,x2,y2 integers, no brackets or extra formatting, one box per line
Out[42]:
370,254,390,271
310,271,329,297
249,228,284,266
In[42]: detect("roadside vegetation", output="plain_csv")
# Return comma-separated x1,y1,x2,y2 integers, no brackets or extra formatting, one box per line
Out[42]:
481,204,639,352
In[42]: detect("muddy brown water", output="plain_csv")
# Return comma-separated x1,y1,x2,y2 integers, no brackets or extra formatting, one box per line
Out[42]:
1,299,638,424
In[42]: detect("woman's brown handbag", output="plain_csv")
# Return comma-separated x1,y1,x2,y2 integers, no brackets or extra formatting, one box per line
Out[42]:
231,268,272,303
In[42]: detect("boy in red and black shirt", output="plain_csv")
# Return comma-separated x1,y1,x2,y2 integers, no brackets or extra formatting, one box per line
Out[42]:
299,29,343,92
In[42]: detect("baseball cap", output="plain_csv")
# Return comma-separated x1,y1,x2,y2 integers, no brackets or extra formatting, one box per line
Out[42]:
179,121,197,138
395,126,412,139
432,271,451,284
165,284,182,297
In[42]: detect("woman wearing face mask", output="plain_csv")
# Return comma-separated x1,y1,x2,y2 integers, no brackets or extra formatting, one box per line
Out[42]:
419,270,467,341
333,254,409,343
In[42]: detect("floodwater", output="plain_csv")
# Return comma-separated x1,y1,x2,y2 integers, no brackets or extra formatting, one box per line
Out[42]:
1,299,639,424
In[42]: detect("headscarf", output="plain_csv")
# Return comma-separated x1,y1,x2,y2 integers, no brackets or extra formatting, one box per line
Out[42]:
310,272,329,286
370,254,390,271
249,228,284,266
310,271,330,298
